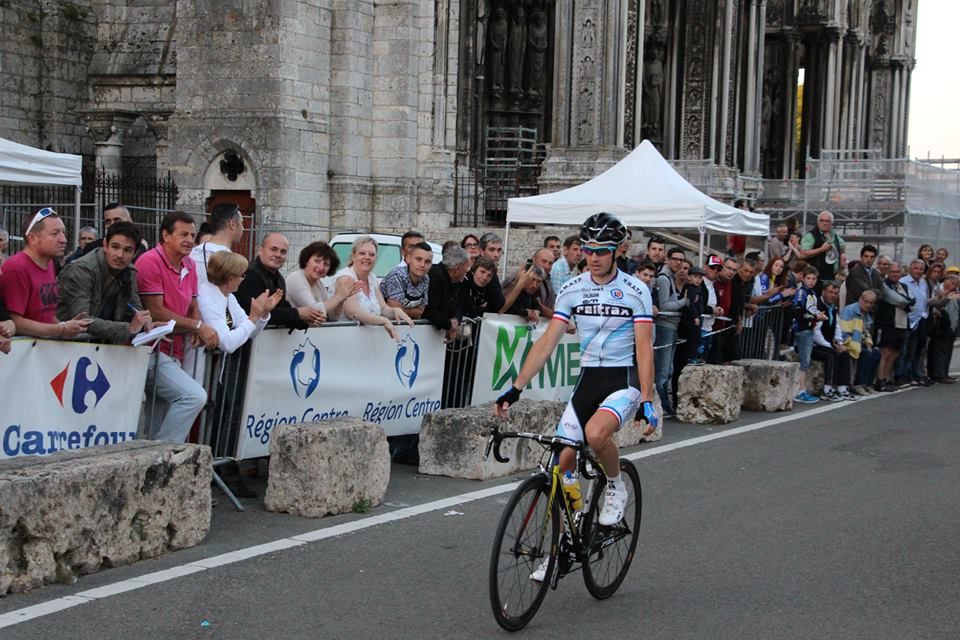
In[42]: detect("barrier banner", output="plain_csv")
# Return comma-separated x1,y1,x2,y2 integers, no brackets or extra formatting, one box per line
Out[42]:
0,339,150,459
470,314,581,406
236,324,446,459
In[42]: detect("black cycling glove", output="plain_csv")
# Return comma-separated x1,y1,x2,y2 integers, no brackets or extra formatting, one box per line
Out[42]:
495,386,522,408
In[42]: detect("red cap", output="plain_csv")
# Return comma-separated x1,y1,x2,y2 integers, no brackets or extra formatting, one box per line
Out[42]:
707,255,723,268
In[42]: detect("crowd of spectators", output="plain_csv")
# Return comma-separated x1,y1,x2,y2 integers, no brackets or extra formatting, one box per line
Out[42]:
1,203,957,460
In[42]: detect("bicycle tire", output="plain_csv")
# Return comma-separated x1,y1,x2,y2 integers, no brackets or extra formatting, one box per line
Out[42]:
489,474,560,631
581,459,642,600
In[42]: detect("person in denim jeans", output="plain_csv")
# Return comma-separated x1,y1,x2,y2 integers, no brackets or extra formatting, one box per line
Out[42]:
792,266,826,403
653,247,689,416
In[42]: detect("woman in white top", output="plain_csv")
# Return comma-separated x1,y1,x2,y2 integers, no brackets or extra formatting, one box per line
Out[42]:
285,241,361,321
332,235,413,341
198,251,283,354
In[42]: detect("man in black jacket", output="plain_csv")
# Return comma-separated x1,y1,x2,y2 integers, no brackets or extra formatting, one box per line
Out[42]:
843,244,884,306
235,233,324,329
423,245,470,342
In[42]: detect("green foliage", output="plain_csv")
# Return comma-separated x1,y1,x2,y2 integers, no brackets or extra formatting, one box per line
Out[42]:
352,497,373,514
60,1,90,20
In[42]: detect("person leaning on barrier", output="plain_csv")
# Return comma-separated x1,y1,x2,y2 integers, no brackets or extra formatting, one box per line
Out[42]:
134,210,213,443
56,221,152,344
503,247,555,316
199,251,280,354
0,208,92,339
0,295,14,354
840,290,881,396
286,240,359,320
396,230,426,268
895,259,931,387
332,235,413,341
500,263,546,323
462,255,498,318
652,247,688,416
460,233,481,269
423,245,470,342
477,232,507,311
380,240,433,320
235,233,324,329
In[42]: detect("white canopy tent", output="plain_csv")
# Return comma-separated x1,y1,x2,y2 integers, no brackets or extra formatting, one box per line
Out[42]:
505,140,770,260
0,137,83,244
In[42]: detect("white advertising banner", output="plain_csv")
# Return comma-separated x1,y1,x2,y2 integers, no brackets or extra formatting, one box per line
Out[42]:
236,324,446,459
470,314,581,406
0,339,150,458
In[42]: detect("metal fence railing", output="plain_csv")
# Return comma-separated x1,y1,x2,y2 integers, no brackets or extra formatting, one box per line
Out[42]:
739,304,789,360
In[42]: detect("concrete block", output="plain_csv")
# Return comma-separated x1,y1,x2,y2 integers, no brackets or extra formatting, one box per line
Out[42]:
677,365,745,424
730,359,800,411
0,442,211,595
418,400,565,480
265,418,389,518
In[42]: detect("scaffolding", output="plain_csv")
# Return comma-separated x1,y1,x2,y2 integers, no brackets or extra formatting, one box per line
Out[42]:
758,150,960,262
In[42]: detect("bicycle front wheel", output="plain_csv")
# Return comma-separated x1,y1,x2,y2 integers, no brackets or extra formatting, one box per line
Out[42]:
581,459,642,599
489,474,560,631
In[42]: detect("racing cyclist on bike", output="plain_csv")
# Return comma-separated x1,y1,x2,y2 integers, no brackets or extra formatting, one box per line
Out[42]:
494,212,659,544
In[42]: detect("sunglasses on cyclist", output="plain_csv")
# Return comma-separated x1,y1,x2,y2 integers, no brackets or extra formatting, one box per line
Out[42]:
25,207,58,236
581,245,616,256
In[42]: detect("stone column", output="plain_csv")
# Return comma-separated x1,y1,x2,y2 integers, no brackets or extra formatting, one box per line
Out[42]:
85,113,135,177
146,115,172,178
540,0,629,191
821,26,841,152
742,0,758,172
781,33,800,178
718,0,735,167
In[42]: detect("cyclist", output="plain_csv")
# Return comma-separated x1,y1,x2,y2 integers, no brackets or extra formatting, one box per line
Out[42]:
494,212,658,556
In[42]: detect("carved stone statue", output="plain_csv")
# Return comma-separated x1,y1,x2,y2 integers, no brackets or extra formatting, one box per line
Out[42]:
488,7,508,98
476,0,489,66
641,39,664,140
508,3,527,100
525,9,548,103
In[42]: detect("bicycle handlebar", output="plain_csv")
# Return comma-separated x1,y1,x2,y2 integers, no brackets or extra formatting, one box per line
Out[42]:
484,424,584,465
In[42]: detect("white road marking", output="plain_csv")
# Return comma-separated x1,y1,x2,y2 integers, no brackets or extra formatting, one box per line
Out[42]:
0,390,910,629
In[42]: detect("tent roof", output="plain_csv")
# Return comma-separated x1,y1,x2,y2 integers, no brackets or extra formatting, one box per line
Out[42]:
507,140,769,236
0,137,82,187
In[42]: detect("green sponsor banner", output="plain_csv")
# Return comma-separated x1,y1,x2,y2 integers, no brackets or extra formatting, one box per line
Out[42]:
471,314,581,405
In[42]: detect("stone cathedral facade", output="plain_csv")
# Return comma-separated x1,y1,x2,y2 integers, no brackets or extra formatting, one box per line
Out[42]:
0,0,917,232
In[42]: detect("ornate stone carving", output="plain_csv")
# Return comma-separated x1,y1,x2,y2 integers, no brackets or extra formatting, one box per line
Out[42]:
525,9,548,103
624,0,640,147
488,7,508,99
641,33,665,144
572,7,600,146
507,3,527,101
679,1,709,159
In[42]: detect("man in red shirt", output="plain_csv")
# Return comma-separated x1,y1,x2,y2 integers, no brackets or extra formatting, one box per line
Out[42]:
0,208,91,338
135,211,218,442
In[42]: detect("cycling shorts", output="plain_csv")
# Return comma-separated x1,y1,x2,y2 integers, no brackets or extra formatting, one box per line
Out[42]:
555,366,641,446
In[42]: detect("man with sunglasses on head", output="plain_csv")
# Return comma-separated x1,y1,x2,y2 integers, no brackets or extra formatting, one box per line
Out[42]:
190,203,245,285
0,208,92,339
495,213,657,583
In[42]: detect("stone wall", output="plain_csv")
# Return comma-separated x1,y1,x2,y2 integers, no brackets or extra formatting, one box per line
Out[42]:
0,0,97,154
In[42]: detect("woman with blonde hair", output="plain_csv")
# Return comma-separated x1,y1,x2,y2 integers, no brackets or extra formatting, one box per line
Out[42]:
331,236,413,340
198,251,282,353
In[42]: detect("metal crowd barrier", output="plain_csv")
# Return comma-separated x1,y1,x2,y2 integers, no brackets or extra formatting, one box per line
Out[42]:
738,304,789,360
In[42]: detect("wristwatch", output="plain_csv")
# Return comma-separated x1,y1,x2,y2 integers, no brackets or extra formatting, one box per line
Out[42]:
195,320,203,332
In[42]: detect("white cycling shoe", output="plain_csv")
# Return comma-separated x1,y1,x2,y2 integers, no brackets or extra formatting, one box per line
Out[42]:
598,481,627,526
530,557,550,582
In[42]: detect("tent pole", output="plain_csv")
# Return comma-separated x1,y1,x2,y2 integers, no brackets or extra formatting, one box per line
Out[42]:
74,185,81,247
698,226,705,265
502,221,511,274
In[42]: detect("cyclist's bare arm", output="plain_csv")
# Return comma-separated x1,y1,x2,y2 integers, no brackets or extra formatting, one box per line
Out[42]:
494,318,568,418
634,322,655,404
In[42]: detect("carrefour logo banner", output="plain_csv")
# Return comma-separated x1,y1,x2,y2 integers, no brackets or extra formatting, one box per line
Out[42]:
236,323,445,459
0,339,150,458
470,314,581,406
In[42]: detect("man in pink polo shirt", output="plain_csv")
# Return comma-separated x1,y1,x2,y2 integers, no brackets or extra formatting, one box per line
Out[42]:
136,211,218,442
0,207,91,338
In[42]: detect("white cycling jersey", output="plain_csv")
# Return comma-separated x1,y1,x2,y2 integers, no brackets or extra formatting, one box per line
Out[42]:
552,270,654,367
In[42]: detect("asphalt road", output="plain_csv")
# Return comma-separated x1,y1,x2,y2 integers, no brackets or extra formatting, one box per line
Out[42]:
2,381,959,640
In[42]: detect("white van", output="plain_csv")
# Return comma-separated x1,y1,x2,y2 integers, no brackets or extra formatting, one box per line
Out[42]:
329,233,444,278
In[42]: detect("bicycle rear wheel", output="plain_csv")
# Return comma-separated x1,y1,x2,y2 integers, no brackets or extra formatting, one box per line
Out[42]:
581,459,642,599
489,474,560,631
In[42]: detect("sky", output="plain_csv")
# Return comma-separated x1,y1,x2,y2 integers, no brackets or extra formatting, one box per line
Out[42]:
907,2,959,160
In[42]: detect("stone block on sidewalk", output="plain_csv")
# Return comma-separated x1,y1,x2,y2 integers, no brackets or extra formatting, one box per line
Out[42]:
730,359,800,411
265,418,390,518
676,365,745,424
614,393,663,447
418,400,565,480
0,442,211,595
